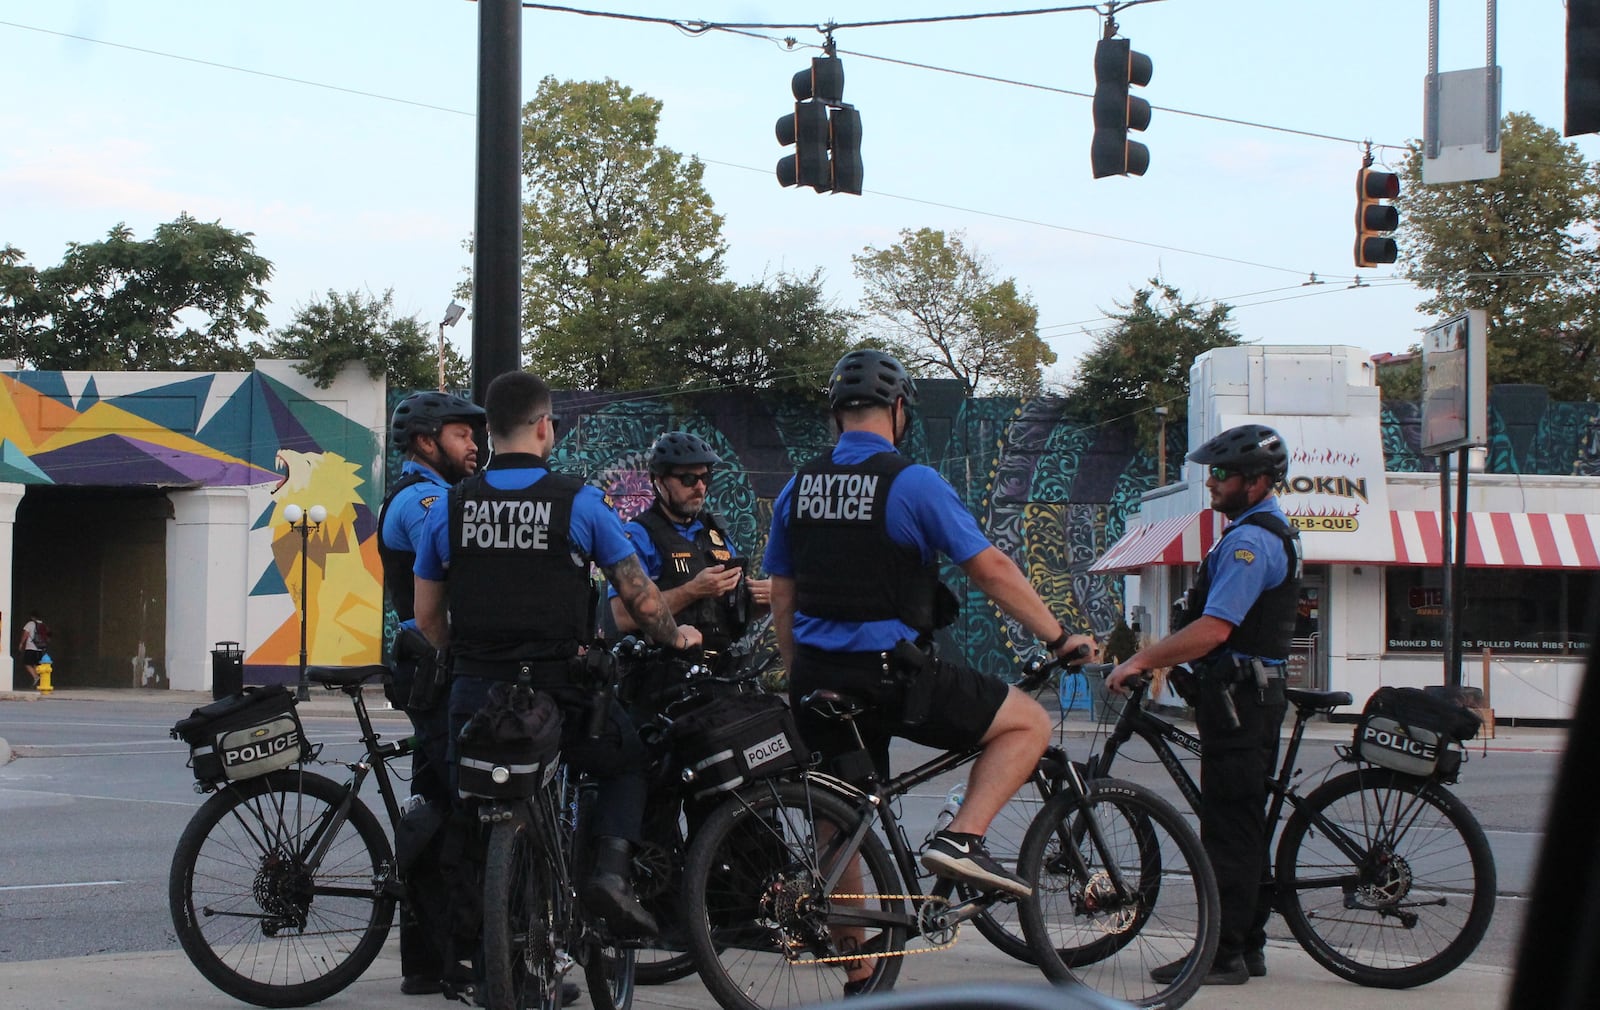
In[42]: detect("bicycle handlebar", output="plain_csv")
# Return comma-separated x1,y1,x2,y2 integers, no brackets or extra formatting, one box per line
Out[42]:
1015,643,1094,693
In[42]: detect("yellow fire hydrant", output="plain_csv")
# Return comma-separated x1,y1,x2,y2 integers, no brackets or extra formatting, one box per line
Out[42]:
37,654,53,694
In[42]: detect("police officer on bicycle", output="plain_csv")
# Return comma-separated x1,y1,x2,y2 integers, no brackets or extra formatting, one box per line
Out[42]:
608,430,771,673
1106,423,1303,986
378,391,483,996
413,371,702,941
764,349,1098,917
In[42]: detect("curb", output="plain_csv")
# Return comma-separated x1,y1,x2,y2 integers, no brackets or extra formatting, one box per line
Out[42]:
0,735,11,765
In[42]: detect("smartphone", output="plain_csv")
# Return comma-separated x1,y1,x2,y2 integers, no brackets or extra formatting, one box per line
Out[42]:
724,557,749,574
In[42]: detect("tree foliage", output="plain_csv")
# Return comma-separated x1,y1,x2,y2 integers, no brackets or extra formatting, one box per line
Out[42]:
0,215,270,371
1398,112,1600,400
631,271,853,396
851,228,1055,396
261,289,468,391
518,76,726,389
1067,280,1241,436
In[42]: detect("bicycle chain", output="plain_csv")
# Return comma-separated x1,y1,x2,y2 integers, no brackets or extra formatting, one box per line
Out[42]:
787,894,959,965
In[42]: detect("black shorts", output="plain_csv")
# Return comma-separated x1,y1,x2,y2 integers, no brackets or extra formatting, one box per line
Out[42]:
22,650,43,666
788,644,1007,779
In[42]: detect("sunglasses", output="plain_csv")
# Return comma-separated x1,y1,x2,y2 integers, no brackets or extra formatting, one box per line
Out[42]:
531,413,562,436
668,471,711,488
1208,465,1241,482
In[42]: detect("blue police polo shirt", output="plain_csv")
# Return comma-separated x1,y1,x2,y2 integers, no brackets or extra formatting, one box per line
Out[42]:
607,512,714,599
1202,496,1293,635
382,460,451,631
764,430,991,652
413,464,634,581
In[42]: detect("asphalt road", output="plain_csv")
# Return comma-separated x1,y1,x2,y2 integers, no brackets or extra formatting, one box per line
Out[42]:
0,692,1557,978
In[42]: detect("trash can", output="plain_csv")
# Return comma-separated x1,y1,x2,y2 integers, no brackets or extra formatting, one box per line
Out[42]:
211,641,244,700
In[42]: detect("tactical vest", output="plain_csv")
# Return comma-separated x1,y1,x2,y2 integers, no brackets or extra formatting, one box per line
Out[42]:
632,505,750,651
1181,509,1303,660
376,470,433,622
447,459,592,665
788,451,944,632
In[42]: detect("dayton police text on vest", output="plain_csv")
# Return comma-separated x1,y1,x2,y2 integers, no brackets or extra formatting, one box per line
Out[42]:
796,473,879,521
461,499,553,549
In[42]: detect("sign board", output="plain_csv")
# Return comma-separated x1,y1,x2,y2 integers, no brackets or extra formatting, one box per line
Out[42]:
1421,309,1488,454
1220,414,1395,564
1422,68,1503,185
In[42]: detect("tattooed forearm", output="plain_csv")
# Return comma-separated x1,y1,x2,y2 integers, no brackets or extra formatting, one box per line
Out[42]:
607,554,680,646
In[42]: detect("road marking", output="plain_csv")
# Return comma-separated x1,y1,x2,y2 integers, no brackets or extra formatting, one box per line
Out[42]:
0,880,124,891
0,787,197,807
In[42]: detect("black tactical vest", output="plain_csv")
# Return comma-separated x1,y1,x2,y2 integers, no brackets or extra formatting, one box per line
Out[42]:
1182,508,1303,660
446,458,592,665
632,505,750,651
788,451,944,632
376,470,434,622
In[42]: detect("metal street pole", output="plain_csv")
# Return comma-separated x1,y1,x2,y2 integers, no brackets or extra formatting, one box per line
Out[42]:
296,516,310,701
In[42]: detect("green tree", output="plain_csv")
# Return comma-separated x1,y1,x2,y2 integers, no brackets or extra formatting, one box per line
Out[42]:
1,215,270,371
631,271,853,395
1068,280,1241,436
852,228,1054,396
518,76,726,389
261,289,469,391
1398,112,1600,400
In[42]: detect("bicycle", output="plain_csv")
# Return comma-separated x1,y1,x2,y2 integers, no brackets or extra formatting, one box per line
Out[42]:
1076,666,1497,988
168,665,420,1008
679,655,1221,1010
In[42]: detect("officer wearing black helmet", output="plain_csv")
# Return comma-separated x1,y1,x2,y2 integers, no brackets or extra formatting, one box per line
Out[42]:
1106,423,1303,986
378,391,484,996
608,431,771,666
765,348,1098,943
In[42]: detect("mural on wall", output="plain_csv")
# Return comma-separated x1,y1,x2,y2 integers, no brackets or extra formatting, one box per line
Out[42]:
2,369,385,685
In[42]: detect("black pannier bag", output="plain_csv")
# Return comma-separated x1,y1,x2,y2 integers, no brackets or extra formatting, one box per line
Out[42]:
171,684,310,784
670,693,805,800
1352,685,1482,781
456,683,563,799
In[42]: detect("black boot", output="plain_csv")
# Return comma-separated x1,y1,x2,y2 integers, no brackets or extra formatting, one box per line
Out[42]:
581,836,658,939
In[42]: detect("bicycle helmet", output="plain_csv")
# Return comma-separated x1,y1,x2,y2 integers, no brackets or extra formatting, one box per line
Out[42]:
647,431,722,474
390,392,486,452
1187,423,1289,481
826,349,918,410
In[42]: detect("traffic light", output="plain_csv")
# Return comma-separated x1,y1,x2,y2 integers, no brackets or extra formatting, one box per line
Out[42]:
1091,37,1152,178
1355,167,1400,268
776,55,863,195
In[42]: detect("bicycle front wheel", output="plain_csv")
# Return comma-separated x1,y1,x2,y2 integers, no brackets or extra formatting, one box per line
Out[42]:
1276,767,1497,988
483,813,560,1010
586,941,637,1010
965,756,1067,963
168,769,395,1008
683,779,907,1010
1019,777,1219,1010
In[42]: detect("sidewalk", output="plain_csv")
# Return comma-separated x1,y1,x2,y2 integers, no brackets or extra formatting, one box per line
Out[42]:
0,929,1513,1010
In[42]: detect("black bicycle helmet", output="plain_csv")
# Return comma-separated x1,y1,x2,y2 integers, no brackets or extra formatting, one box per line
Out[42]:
646,431,722,473
826,349,918,410
1187,423,1289,481
390,392,486,452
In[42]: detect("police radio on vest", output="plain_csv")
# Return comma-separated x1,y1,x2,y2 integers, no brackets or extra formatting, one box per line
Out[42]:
460,498,554,550
796,472,879,521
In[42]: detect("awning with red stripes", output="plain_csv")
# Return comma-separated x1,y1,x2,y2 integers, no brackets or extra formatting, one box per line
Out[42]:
1089,511,1225,573
1389,511,1600,569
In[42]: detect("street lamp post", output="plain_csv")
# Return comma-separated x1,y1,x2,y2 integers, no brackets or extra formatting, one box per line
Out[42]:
1154,406,1170,485
283,503,327,702
438,300,466,391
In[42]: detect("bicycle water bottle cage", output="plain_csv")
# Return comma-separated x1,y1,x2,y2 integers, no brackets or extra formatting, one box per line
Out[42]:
801,689,867,721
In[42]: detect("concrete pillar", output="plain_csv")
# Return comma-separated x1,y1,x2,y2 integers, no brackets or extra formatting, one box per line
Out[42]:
0,483,25,691
166,487,250,692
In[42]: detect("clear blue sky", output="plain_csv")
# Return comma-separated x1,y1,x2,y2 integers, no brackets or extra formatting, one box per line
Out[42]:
3,1,1594,390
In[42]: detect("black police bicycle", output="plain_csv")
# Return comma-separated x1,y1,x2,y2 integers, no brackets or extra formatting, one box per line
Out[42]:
168,666,427,1007
678,653,1221,1010
1069,666,1497,989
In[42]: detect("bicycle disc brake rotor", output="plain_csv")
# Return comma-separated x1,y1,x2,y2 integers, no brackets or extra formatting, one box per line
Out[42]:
1076,871,1138,935
252,849,312,933
1357,844,1414,907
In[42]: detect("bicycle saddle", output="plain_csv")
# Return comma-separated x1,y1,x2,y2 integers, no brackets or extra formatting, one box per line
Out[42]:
1285,687,1354,713
307,664,392,688
801,689,868,721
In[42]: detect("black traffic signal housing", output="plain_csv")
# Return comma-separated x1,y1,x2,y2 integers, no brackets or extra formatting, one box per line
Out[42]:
1355,168,1400,267
776,55,862,195
1091,37,1153,178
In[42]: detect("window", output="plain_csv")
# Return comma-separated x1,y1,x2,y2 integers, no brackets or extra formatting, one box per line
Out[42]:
1384,567,1597,656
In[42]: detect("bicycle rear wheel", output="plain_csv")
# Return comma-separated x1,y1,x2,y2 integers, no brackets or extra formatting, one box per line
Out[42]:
683,779,907,1010
1019,777,1219,1009
483,812,560,1010
586,941,637,1010
168,769,395,1008
1276,767,1497,988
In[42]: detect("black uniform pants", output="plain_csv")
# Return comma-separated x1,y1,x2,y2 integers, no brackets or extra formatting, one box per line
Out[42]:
1195,674,1287,959
391,657,451,979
